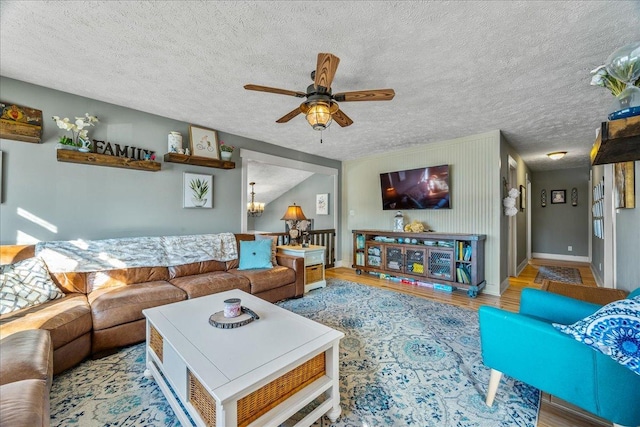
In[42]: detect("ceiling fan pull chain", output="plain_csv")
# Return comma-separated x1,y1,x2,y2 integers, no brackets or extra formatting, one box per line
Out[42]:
320,129,323,144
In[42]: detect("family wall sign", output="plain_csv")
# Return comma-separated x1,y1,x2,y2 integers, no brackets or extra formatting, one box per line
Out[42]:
93,140,155,160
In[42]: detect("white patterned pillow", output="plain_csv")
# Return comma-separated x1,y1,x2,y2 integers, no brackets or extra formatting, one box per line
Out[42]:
553,296,640,376
0,257,64,315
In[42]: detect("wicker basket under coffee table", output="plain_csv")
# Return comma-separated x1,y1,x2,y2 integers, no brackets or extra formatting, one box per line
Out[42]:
142,289,344,427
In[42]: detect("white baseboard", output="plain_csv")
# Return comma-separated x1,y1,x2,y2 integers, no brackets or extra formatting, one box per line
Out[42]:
516,259,528,276
334,260,344,268
499,278,510,295
532,252,590,263
590,264,604,287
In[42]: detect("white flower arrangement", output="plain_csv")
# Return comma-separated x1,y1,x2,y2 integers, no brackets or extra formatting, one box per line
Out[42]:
590,65,631,97
503,187,520,217
52,113,99,147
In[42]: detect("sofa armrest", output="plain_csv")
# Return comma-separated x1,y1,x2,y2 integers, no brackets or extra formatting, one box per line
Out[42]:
276,253,305,298
519,288,602,324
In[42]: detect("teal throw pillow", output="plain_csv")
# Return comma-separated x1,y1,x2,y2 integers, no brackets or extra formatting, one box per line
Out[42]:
553,296,640,376
238,239,273,270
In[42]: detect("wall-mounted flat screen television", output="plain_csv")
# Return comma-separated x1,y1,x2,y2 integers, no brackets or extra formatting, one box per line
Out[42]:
380,164,450,210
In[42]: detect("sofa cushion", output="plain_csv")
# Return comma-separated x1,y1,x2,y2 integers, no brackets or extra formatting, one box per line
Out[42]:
88,281,186,331
553,296,640,375
0,329,52,387
255,234,278,266
168,260,227,279
170,272,250,299
0,293,91,350
0,257,64,314
0,379,50,427
238,239,273,270
230,265,296,294
86,266,170,293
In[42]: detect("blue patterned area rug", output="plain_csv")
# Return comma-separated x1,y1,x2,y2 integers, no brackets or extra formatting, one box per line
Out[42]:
534,266,583,284
50,279,539,426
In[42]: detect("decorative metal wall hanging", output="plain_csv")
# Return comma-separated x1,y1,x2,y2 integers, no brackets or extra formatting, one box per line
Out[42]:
541,189,546,207
571,187,578,206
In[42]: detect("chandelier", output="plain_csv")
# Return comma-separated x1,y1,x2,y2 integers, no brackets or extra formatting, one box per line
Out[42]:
247,182,265,217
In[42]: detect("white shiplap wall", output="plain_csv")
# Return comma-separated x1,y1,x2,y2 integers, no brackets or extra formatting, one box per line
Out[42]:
341,130,502,295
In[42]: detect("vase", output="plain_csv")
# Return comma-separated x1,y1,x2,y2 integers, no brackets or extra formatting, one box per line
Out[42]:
221,151,233,161
606,41,640,118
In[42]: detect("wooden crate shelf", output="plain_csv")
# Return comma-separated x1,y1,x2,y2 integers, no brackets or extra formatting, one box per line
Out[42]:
57,149,161,172
163,153,235,169
590,115,640,165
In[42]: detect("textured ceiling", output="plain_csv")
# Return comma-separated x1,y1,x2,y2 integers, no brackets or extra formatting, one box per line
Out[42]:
1,1,639,172
247,160,314,205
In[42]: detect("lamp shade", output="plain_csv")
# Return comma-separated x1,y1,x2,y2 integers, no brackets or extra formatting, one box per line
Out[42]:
281,204,307,221
305,102,333,130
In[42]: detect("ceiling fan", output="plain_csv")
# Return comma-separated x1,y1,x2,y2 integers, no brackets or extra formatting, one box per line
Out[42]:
244,53,395,131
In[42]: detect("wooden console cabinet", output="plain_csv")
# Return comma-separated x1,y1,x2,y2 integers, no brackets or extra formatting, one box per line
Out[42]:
353,230,486,297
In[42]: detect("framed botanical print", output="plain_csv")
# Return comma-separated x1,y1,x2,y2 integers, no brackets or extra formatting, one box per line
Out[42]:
189,125,219,160
183,172,213,208
316,193,329,215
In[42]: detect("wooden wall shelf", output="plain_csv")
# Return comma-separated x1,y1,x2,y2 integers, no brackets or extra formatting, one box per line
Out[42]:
591,115,640,165
163,153,235,169
57,150,161,172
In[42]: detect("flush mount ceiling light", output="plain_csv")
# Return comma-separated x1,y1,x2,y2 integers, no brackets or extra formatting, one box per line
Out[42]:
547,151,567,160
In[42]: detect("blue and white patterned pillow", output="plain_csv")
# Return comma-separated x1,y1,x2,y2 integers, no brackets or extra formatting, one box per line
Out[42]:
553,296,640,376
0,257,64,314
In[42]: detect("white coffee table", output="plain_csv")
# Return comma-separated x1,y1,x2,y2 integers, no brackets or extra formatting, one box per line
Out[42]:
142,289,344,427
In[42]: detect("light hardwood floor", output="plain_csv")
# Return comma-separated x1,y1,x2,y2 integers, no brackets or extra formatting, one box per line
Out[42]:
325,259,611,427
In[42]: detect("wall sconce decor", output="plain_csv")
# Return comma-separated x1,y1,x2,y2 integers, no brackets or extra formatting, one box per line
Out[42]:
541,189,546,207
571,187,578,206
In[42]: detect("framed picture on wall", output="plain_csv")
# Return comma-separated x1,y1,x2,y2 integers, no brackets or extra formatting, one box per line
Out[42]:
316,193,329,215
519,185,526,211
183,172,213,208
189,125,219,160
551,189,566,204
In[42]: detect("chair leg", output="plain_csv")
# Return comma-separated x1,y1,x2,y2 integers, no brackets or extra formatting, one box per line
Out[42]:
486,369,503,407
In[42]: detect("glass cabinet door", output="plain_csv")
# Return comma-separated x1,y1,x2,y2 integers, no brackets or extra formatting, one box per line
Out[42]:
365,242,383,269
385,245,404,272
405,248,427,276
427,248,454,281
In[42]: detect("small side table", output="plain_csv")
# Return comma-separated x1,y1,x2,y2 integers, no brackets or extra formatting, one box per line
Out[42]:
277,245,326,293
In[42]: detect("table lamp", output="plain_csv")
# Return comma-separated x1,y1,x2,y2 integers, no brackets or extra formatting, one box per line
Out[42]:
281,204,307,245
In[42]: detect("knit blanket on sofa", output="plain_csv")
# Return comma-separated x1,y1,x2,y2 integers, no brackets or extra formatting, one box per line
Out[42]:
35,233,238,273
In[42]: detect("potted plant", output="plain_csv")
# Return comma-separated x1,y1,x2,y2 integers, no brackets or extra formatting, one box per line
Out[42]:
219,141,234,161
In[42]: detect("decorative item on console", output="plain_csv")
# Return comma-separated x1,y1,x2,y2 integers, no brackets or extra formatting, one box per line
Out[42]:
393,211,404,231
590,41,640,120
404,219,426,233
503,187,520,216
52,113,98,150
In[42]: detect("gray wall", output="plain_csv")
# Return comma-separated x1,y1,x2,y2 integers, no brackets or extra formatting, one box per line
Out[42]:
254,174,335,232
615,161,640,292
531,167,590,257
0,77,340,245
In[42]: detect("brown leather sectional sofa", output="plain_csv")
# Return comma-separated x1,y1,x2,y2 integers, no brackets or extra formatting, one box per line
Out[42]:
0,233,304,426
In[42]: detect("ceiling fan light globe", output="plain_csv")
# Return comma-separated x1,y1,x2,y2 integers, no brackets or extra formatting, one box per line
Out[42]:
306,102,333,130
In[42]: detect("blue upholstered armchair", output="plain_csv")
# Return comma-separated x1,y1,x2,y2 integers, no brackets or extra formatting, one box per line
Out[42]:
479,288,640,427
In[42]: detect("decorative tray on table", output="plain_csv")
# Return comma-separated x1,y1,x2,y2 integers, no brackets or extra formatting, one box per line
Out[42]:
209,306,260,329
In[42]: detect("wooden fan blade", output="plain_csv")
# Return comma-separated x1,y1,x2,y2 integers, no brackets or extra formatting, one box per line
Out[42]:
333,89,395,102
314,53,340,92
244,84,306,98
276,107,302,123
332,109,353,127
